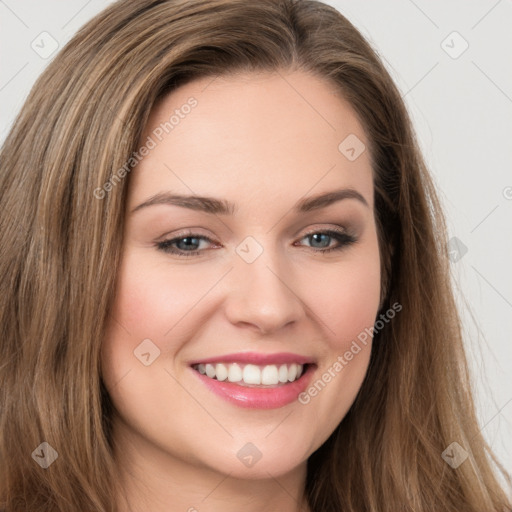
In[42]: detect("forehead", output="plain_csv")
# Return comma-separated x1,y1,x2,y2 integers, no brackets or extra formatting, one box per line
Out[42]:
128,70,374,211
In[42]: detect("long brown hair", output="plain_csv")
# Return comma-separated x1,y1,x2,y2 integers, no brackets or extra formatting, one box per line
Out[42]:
1,0,510,510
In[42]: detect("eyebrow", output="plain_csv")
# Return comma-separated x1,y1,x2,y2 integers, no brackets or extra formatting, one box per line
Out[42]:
130,188,369,215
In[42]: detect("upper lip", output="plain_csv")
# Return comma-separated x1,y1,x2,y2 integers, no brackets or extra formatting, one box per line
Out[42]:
189,351,316,366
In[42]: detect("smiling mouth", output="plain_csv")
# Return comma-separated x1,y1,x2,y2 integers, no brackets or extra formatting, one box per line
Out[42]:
191,362,310,388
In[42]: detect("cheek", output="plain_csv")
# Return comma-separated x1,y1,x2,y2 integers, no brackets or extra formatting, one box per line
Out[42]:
108,249,209,340
329,264,380,341
295,234,380,433
305,239,381,348
100,250,181,389
100,251,203,441
100,247,226,400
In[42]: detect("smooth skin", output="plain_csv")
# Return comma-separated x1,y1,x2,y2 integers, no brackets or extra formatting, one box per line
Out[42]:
101,70,381,512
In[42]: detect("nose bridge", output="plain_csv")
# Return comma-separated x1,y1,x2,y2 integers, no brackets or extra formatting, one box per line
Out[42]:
224,234,305,333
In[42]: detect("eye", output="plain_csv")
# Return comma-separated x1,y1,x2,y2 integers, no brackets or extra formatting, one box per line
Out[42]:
156,234,214,257
155,228,357,257
296,229,357,254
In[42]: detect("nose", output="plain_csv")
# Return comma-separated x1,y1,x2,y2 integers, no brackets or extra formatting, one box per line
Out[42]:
223,245,306,335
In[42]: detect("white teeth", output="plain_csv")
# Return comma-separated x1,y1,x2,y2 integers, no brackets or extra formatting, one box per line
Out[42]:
193,362,306,386
288,363,297,381
243,364,261,384
215,363,228,381
278,364,288,383
227,363,242,382
205,364,215,378
261,365,279,385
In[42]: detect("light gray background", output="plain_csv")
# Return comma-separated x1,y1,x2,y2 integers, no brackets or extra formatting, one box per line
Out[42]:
1,0,511,482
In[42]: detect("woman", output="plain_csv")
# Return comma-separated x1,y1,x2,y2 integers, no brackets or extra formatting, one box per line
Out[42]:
0,0,510,511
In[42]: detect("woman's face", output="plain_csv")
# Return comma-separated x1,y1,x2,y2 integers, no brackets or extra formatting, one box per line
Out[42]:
101,70,381,480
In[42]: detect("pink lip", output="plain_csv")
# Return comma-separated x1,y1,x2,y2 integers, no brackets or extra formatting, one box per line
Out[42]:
190,363,316,409
188,351,315,366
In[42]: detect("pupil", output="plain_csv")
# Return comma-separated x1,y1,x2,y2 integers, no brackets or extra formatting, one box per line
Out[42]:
311,233,329,248
179,237,199,250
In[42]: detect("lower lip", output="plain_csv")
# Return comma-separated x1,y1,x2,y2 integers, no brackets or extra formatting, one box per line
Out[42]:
191,364,316,409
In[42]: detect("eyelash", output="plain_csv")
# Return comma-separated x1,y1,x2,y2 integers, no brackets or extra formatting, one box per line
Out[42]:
155,229,357,257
